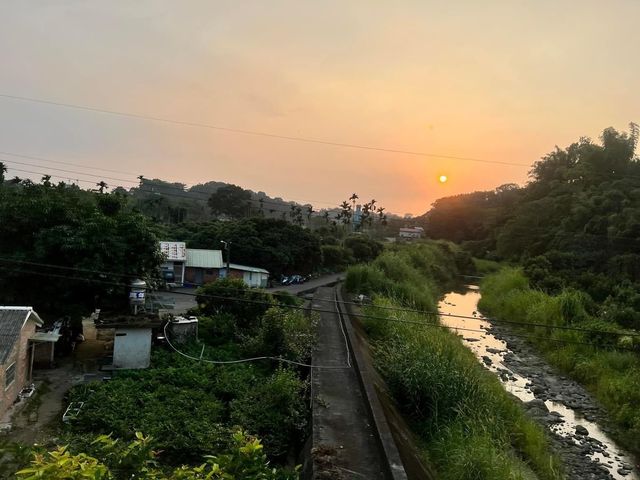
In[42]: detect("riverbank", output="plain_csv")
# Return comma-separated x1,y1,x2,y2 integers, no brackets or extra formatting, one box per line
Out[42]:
492,322,638,479
478,268,640,460
346,241,563,480
440,286,638,480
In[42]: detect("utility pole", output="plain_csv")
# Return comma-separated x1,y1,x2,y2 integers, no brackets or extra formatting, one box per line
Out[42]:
220,240,231,277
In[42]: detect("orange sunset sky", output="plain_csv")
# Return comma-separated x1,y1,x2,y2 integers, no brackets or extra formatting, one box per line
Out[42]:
1,1,639,215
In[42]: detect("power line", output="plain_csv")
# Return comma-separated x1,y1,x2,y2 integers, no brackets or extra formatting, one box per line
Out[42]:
0,264,637,351
0,156,337,210
0,256,638,339
1,167,96,186
7,157,640,239
0,150,139,177
0,93,531,168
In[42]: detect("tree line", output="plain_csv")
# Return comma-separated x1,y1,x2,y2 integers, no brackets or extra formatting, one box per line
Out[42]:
420,124,640,329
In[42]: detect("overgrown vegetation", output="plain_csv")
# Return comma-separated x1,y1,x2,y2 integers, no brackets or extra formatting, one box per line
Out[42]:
346,241,563,480
479,268,640,455
11,430,297,479
55,280,316,473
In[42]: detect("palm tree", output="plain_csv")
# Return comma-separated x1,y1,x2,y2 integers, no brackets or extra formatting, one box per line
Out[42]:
96,181,108,193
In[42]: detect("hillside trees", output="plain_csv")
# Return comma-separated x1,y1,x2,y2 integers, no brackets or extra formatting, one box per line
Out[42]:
422,125,640,324
208,184,252,218
172,218,321,277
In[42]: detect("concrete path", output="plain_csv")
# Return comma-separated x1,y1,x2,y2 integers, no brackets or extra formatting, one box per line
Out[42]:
268,273,344,296
310,287,389,479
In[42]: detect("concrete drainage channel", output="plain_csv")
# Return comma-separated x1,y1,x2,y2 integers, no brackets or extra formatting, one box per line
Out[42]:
305,285,433,480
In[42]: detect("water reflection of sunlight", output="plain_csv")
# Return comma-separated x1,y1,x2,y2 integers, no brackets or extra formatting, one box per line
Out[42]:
439,286,637,480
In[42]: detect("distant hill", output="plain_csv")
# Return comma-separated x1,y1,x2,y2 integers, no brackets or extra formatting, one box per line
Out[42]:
115,177,316,224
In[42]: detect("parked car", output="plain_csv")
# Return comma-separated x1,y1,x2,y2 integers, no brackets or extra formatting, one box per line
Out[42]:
161,269,178,290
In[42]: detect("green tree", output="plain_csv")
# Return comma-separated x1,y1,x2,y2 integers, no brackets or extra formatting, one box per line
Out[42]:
196,278,273,331
0,181,162,320
208,184,252,218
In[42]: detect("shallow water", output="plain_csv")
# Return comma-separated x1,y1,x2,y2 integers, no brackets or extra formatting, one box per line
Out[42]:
439,286,637,480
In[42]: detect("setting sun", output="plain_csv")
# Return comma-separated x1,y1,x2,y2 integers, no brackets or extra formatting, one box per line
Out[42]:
439,175,448,183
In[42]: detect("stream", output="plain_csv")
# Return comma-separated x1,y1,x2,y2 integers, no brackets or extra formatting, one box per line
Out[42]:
439,285,638,480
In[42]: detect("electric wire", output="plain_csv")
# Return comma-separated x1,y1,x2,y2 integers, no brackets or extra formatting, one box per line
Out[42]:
0,157,334,213
5,156,640,242
0,264,637,352
0,93,530,167
0,256,637,339
5,157,640,244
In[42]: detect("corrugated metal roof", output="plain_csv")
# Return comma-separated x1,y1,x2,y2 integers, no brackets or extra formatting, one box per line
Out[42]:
0,307,43,364
186,249,224,268
229,263,269,274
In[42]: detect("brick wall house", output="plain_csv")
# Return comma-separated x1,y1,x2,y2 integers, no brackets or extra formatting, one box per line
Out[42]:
0,307,43,416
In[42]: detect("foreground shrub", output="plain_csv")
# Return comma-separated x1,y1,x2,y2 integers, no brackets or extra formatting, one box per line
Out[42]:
16,430,299,480
67,351,308,464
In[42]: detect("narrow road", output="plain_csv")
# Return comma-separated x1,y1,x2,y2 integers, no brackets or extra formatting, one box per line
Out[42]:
268,273,343,295
310,287,389,479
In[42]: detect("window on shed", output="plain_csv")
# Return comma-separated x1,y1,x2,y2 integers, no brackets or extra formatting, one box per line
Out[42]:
205,269,213,275
5,363,16,389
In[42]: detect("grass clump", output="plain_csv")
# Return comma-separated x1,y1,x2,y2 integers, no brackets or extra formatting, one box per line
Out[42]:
479,267,640,456
347,241,563,480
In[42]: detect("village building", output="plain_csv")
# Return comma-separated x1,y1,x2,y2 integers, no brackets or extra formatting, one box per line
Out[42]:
0,307,44,416
159,242,269,288
184,248,224,285
398,227,424,240
226,263,269,288
159,241,187,286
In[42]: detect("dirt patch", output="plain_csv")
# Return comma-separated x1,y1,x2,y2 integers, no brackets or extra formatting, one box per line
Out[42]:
1,338,109,447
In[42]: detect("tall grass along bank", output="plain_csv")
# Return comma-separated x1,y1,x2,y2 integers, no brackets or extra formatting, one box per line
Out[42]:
479,267,640,456
346,242,563,480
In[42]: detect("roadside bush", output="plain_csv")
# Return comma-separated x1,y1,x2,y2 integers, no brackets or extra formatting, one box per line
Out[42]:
230,369,308,458
196,278,274,331
343,235,383,263
320,244,351,270
198,313,236,346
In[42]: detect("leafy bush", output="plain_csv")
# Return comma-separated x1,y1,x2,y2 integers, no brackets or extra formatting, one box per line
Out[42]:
343,235,383,263
16,430,299,480
196,278,274,331
198,313,237,346
67,350,309,464
320,244,351,269
242,307,317,362
230,369,308,458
